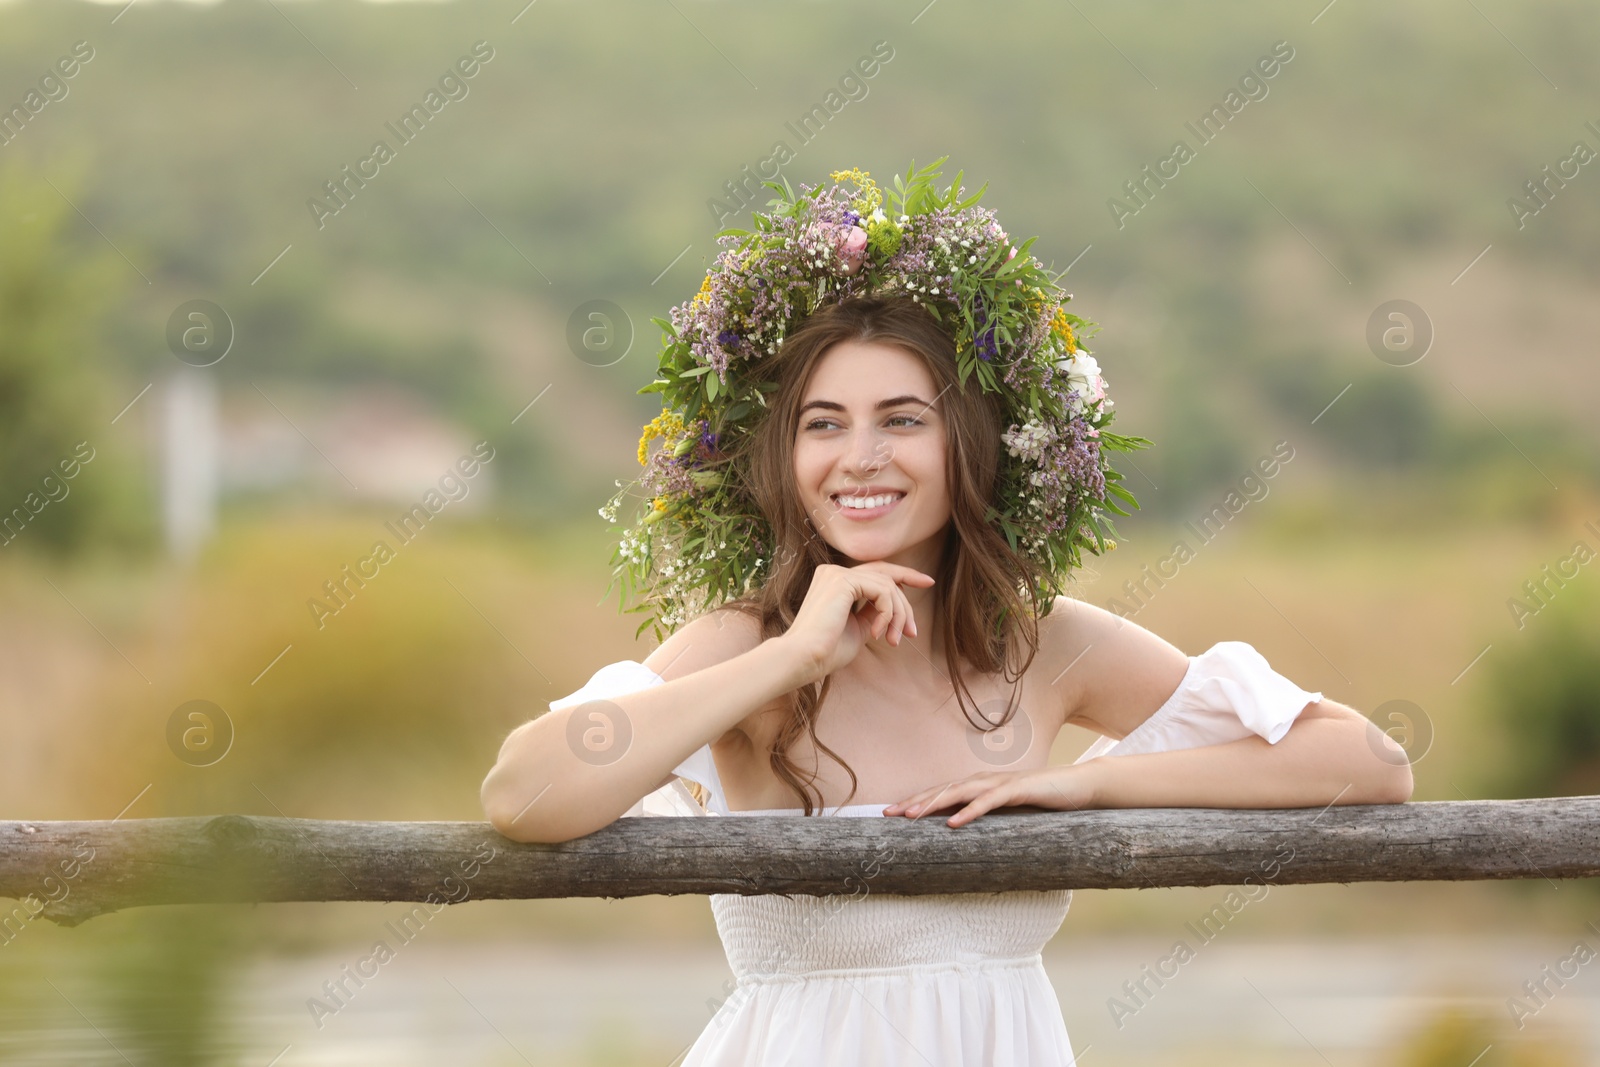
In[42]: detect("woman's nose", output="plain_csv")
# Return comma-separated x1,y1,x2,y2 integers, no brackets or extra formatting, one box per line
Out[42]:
847,425,892,476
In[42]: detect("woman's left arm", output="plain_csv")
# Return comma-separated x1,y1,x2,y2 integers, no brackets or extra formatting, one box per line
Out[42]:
886,599,1414,826
1083,697,1413,810
889,701,1412,827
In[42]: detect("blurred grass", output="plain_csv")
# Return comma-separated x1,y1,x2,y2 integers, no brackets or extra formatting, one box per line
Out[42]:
1384,1004,1585,1067
36,512,650,822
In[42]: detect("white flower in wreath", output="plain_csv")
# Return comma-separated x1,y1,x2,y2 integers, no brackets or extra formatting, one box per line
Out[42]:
1001,420,1051,462
1056,350,1106,414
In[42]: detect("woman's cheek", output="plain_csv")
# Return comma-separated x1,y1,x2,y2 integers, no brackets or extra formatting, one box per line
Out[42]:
793,447,830,500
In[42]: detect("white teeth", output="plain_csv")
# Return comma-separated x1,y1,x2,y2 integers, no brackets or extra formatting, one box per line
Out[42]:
835,493,902,510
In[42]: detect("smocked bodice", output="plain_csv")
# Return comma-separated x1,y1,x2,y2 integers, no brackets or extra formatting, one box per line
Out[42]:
710,887,1074,979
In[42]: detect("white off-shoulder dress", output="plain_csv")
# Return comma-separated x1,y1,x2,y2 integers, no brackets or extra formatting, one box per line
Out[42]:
546,640,1323,1066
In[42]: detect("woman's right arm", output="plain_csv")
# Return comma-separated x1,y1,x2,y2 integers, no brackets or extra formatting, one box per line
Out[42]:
482,560,932,843
480,613,817,844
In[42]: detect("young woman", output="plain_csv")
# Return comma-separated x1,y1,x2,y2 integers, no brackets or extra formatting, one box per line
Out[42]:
481,166,1413,1065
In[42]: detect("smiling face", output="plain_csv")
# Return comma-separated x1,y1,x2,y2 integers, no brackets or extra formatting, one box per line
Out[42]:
793,339,952,571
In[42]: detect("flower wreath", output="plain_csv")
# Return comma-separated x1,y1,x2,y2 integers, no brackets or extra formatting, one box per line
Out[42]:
601,158,1152,640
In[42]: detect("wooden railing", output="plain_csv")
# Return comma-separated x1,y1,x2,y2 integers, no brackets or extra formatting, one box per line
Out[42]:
3,796,1596,927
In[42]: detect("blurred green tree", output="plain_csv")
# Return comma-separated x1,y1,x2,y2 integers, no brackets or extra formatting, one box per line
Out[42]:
1480,577,1600,799
0,157,145,553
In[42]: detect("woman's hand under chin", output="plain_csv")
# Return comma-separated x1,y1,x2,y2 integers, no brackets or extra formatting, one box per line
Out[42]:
883,763,1101,827
781,560,936,684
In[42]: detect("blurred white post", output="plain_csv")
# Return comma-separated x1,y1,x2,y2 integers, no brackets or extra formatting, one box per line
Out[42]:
162,369,219,560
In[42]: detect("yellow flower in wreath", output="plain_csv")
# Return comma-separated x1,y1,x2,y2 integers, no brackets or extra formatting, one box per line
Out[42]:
1050,306,1077,353
637,411,689,466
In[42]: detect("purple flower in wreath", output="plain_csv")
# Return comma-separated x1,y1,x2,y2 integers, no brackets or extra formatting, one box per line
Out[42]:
697,425,722,461
973,300,1000,362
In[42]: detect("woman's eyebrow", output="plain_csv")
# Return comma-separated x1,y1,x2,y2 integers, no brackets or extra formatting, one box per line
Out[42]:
799,394,934,415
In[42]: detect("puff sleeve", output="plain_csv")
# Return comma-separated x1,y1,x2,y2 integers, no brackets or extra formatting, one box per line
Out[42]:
546,660,730,818
1072,640,1323,764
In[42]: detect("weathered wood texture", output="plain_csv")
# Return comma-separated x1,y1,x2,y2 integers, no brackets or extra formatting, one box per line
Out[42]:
4,796,1596,926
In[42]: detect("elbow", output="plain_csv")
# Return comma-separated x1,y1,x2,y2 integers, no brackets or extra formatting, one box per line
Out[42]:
482,792,574,845
1350,758,1412,807
1368,727,1415,804
480,767,609,845
1380,760,1414,805
481,765,558,844
480,775,527,842
478,717,635,844
480,720,572,843
1334,709,1413,805
483,798,535,843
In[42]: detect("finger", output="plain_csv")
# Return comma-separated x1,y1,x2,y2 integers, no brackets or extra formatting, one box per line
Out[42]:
858,583,883,641
892,780,976,819
947,790,1008,828
870,579,896,640
876,579,907,646
884,787,943,816
846,569,921,644
847,573,875,617
892,771,1007,814
848,578,884,629
890,566,937,588
878,570,921,639
946,781,1019,827
856,599,886,642
860,561,937,588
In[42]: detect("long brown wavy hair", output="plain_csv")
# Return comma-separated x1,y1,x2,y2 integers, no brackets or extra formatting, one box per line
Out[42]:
714,294,1050,814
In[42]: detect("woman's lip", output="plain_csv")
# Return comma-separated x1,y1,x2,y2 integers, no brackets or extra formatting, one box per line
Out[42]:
829,492,905,520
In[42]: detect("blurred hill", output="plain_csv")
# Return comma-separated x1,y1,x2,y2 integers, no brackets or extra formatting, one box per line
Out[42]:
0,0,1596,530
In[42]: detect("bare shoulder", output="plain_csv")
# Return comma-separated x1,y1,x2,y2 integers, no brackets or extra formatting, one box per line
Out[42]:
641,605,779,747
1036,595,1191,741
643,605,764,680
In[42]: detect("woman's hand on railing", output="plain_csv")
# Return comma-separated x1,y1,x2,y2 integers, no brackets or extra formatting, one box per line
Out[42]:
887,710,1416,827
884,765,1099,828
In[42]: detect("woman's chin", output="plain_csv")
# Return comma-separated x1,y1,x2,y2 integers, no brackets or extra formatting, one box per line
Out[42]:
830,535,913,565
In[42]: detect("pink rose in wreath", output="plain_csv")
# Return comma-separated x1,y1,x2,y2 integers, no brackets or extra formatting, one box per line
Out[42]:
817,222,870,275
